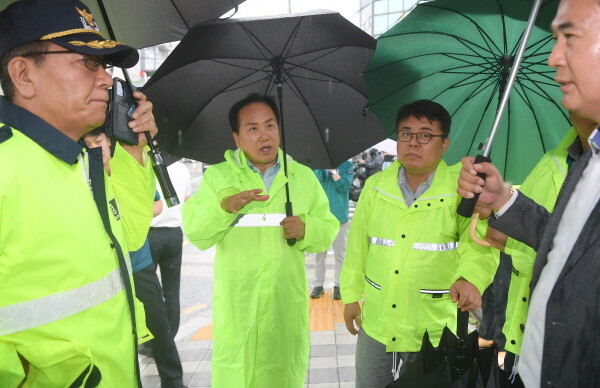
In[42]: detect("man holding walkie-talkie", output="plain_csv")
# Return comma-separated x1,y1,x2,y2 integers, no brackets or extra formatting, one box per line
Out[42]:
0,0,159,386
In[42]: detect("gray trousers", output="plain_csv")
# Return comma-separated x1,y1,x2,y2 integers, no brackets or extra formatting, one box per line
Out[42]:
314,222,349,287
356,330,418,388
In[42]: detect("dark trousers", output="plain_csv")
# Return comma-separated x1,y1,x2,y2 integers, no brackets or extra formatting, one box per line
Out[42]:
148,226,183,337
133,263,183,388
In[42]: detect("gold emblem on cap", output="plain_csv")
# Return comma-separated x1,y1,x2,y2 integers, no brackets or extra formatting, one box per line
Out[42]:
76,7,98,30
69,40,122,49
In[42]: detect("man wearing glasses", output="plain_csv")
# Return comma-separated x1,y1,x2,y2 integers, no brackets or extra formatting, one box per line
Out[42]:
341,99,496,388
0,0,159,386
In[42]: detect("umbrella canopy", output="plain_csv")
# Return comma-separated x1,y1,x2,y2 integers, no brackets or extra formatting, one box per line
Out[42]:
142,10,387,168
0,0,246,49
364,0,568,184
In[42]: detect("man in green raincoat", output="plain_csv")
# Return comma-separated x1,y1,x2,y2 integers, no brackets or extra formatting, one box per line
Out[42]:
341,100,497,388
183,93,339,388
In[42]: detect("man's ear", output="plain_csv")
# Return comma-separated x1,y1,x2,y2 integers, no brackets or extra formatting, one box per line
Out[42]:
442,136,450,155
8,57,36,99
232,131,240,148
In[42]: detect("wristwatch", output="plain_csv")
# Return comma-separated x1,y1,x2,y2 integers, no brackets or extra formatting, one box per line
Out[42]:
330,169,339,175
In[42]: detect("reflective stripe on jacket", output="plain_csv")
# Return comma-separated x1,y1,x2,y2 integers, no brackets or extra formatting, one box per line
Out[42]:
183,148,338,388
0,127,151,387
341,160,497,352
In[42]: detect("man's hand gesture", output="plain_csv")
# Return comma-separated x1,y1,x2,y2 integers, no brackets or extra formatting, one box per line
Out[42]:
221,189,269,214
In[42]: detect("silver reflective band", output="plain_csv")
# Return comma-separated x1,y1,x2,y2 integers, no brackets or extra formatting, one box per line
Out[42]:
420,289,449,294
231,213,287,227
413,242,458,251
369,237,395,247
0,268,124,336
365,275,382,290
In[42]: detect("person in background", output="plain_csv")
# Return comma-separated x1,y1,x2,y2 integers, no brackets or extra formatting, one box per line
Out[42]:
83,128,185,388
359,147,383,178
182,93,338,387
149,160,192,337
311,160,354,300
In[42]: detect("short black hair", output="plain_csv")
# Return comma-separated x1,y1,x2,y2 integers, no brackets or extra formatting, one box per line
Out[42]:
228,93,280,133
83,126,107,138
395,99,451,137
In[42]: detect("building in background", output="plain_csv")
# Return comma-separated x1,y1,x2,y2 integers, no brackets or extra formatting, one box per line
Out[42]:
359,0,419,37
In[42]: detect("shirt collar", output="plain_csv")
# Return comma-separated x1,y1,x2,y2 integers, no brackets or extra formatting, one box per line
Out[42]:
0,97,83,165
398,166,436,187
246,156,280,174
588,127,600,155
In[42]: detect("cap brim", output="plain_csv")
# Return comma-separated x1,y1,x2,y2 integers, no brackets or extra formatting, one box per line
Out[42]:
50,34,139,68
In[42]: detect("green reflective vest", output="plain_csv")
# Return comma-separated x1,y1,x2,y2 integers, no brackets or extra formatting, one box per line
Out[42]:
502,128,577,355
183,149,338,388
0,126,153,387
341,160,497,352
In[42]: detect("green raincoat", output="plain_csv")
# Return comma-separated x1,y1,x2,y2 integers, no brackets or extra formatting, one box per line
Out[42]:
183,149,338,388
502,128,577,355
0,125,153,387
341,160,497,352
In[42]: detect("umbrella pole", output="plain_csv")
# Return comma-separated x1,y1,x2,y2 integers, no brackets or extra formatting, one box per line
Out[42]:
457,0,543,219
95,0,180,208
277,83,296,246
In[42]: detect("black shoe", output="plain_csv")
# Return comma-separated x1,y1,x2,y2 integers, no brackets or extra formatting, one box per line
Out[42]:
311,286,324,298
333,286,341,300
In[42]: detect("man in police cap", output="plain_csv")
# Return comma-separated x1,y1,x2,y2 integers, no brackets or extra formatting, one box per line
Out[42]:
0,0,159,386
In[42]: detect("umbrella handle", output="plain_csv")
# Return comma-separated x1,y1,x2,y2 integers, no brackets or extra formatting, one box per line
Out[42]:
457,154,490,217
286,201,296,246
469,213,492,248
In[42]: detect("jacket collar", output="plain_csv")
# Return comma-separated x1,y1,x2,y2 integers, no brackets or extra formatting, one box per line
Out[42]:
375,159,452,201
0,97,82,165
225,148,295,175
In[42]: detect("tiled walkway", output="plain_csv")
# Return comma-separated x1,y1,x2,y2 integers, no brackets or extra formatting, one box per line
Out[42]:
140,288,358,388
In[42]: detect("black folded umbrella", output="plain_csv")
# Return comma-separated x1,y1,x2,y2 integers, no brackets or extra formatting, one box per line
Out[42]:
387,310,501,388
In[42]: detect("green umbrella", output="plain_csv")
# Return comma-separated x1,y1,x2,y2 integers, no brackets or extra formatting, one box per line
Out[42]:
364,0,568,185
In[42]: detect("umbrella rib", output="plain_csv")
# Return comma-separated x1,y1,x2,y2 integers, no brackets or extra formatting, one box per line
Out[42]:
278,17,304,60
417,3,503,54
369,33,500,73
277,67,336,165
288,62,370,97
168,0,191,29
368,60,499,107
237,23,277,62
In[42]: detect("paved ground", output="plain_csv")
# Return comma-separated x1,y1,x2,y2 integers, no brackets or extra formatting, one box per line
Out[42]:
139,247,358,388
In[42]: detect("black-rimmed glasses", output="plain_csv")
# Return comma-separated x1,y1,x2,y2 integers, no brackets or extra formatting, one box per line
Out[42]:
397,130,446,144
22,50,113,75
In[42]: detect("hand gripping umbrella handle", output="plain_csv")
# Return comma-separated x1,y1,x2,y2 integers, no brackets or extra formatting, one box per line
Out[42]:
123,71,180,207
147,144,180,207
286,201,296,246
457,154,491,217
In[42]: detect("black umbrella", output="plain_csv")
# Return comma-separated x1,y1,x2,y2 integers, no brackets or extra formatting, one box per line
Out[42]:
387,310,501,388
142,10,387,169
86,0,246,49
0,0,247,50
